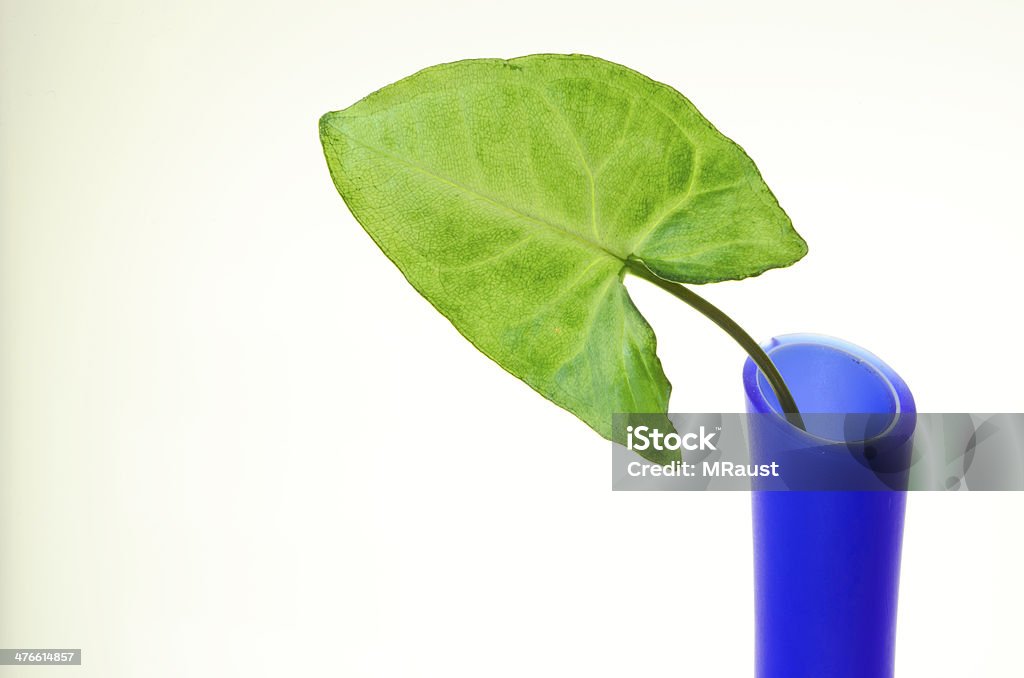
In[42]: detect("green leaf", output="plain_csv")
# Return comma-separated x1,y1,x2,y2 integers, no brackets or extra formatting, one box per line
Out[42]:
320,54,806,440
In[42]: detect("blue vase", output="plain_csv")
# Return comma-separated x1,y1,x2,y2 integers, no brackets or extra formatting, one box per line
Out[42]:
743,334,917,678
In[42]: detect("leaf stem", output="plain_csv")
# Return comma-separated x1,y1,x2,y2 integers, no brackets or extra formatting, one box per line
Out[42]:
626,261,805,430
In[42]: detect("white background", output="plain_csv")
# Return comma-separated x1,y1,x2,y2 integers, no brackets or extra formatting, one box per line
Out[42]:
2,0,1022,676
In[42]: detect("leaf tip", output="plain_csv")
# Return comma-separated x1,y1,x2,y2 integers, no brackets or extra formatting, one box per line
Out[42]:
318,111,336,140
786,228,810,266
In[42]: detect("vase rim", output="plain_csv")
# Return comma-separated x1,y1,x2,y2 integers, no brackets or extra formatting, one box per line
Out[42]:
743,333,917,445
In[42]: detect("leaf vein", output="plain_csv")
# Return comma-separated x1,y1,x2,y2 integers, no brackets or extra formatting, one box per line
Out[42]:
328,121,622,262
527,87,601,244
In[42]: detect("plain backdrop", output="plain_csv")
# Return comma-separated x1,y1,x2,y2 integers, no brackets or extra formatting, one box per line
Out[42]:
2,0,1022,676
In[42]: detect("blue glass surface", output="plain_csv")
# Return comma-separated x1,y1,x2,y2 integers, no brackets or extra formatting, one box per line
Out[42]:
744,334,916,678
